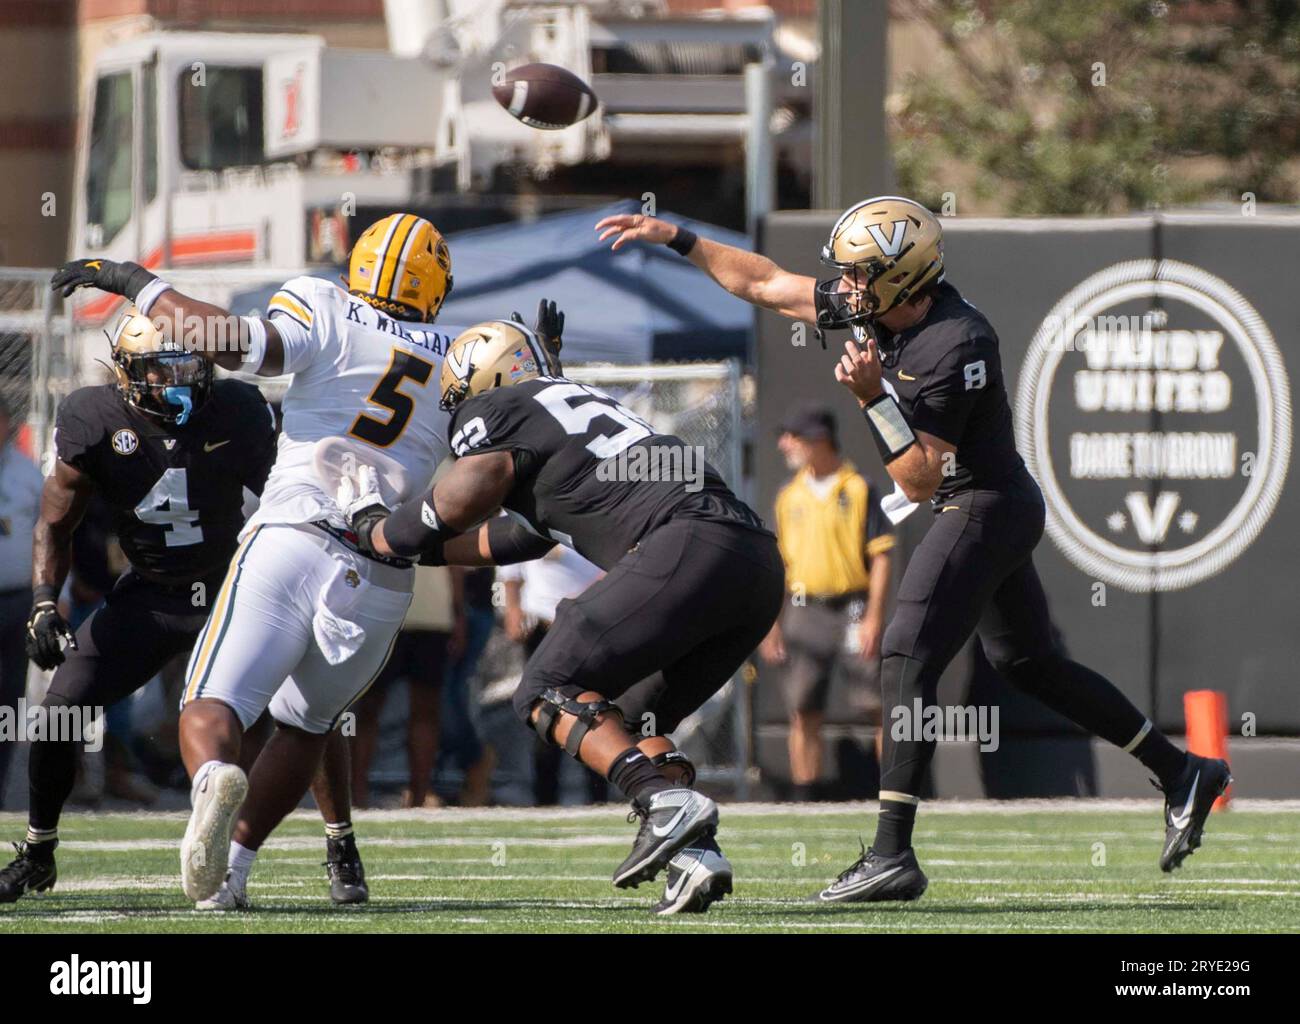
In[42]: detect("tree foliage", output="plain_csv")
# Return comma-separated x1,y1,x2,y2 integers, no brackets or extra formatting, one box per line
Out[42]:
891,0,1300,214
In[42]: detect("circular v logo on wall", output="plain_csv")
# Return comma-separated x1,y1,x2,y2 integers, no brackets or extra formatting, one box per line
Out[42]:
1016,259,1291,592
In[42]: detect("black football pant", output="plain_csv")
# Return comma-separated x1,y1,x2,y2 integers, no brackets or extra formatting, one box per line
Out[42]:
879,469,1152,799
29,572,218,831
513,518,785,739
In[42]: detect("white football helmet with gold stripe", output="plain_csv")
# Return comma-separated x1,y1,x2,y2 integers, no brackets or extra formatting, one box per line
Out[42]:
347,213,453,323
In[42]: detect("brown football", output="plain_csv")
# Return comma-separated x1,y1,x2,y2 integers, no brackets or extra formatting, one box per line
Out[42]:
492,62,598,131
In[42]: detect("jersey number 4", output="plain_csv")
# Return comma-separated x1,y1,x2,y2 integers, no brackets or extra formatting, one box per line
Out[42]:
349,348,436,448
135,468,202,546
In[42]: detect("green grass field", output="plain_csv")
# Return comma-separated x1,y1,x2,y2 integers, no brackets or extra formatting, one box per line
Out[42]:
1,801,1297,933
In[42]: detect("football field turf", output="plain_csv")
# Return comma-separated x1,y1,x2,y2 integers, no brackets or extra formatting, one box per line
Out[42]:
2,801,1297,934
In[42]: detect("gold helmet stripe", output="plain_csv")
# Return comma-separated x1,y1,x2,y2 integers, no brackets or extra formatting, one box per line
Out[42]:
376,214,419,299
366,214,408,297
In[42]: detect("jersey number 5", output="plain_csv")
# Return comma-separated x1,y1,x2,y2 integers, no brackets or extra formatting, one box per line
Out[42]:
349,348,436,448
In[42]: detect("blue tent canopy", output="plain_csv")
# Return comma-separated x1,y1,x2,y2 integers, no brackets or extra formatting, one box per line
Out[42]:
437,200,754,363
227,201,754,364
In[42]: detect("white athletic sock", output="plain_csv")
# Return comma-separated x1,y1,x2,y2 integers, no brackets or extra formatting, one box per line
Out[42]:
228,841,258,883
324,820,353,841
190,760,228,804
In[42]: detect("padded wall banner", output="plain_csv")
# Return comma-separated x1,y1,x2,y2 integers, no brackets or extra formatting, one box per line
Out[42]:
756,213,1298,733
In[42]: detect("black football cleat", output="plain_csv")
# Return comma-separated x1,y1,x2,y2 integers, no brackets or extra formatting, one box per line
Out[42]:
813,843,928,904
0,840,58,903
1157,753,1232,872
613,789,719,889
324,834,369,905
653,842,733,916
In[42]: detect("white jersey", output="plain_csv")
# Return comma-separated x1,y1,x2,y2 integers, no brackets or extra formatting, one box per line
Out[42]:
243,275,462,535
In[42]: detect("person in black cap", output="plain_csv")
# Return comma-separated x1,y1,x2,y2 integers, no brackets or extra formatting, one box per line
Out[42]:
759,404,894,801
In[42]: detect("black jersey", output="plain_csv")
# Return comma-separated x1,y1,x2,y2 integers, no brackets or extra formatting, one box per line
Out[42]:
448,376,770,570
54,381,277,582
822,282,1026,499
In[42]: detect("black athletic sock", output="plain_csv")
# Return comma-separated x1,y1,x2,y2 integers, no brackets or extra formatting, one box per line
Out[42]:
873,799,918,857
1134,729,1189,788
28,734,78,833
607,747,672,806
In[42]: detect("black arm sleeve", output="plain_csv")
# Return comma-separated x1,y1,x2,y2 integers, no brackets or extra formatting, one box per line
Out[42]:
485,517,557,565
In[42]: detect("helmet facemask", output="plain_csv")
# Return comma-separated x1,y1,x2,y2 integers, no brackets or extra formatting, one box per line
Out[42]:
115,349,213,425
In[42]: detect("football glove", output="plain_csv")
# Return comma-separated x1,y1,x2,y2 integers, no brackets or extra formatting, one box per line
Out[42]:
50,258,158,301
25,591,78,671
337,463,389,554
510,298,564,354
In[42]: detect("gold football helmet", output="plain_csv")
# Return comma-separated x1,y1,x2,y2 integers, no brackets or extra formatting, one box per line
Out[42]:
815,195,944,330
109,306,212,425
439,321,560,412
348,213,453,323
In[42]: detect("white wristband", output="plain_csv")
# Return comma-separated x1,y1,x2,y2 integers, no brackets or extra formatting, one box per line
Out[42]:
240,316,268,373
134,277,172,315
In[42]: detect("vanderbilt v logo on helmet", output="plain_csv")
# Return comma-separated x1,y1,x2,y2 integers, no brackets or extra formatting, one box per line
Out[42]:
348,212,453,323
109,306,213,425
439,320,560,411
815,195,944,330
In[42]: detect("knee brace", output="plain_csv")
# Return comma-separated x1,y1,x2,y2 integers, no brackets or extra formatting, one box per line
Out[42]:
529,688,623,757
651,750,696,789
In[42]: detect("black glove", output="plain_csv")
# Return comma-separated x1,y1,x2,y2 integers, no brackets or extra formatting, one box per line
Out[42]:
510,298,564,354
533,298,564,353
25,588,78,671
50,258,157,301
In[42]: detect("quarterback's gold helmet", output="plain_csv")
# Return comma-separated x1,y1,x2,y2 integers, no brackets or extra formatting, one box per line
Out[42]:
109,306,213,425
439,321,560,412
815,195,944,330
348,213,453,323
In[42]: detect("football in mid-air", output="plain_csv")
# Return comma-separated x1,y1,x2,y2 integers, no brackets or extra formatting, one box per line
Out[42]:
492,62,598,130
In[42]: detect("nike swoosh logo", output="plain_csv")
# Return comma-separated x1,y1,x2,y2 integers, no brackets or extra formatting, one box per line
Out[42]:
1170,769,1199,830
651,804,692,838
898,371,916,381
664,857,700,900
822,864,904,900
204,440,231,452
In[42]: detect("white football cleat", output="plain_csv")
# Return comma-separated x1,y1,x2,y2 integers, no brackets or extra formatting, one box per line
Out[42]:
181,763,248,902
195,871,250,911
654,846,733,916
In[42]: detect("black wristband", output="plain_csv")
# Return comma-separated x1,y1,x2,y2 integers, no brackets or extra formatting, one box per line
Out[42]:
107,261,159,302
667,226,698,257
32,584,58,606
383,494,460,558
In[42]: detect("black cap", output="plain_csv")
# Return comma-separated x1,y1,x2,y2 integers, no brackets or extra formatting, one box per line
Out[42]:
778,404,837,443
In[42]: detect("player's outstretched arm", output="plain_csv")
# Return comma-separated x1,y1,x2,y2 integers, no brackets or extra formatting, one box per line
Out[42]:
50,258,286,375
595,213,818,322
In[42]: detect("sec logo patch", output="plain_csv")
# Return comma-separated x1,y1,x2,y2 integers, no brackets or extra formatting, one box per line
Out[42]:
111,429,139,455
